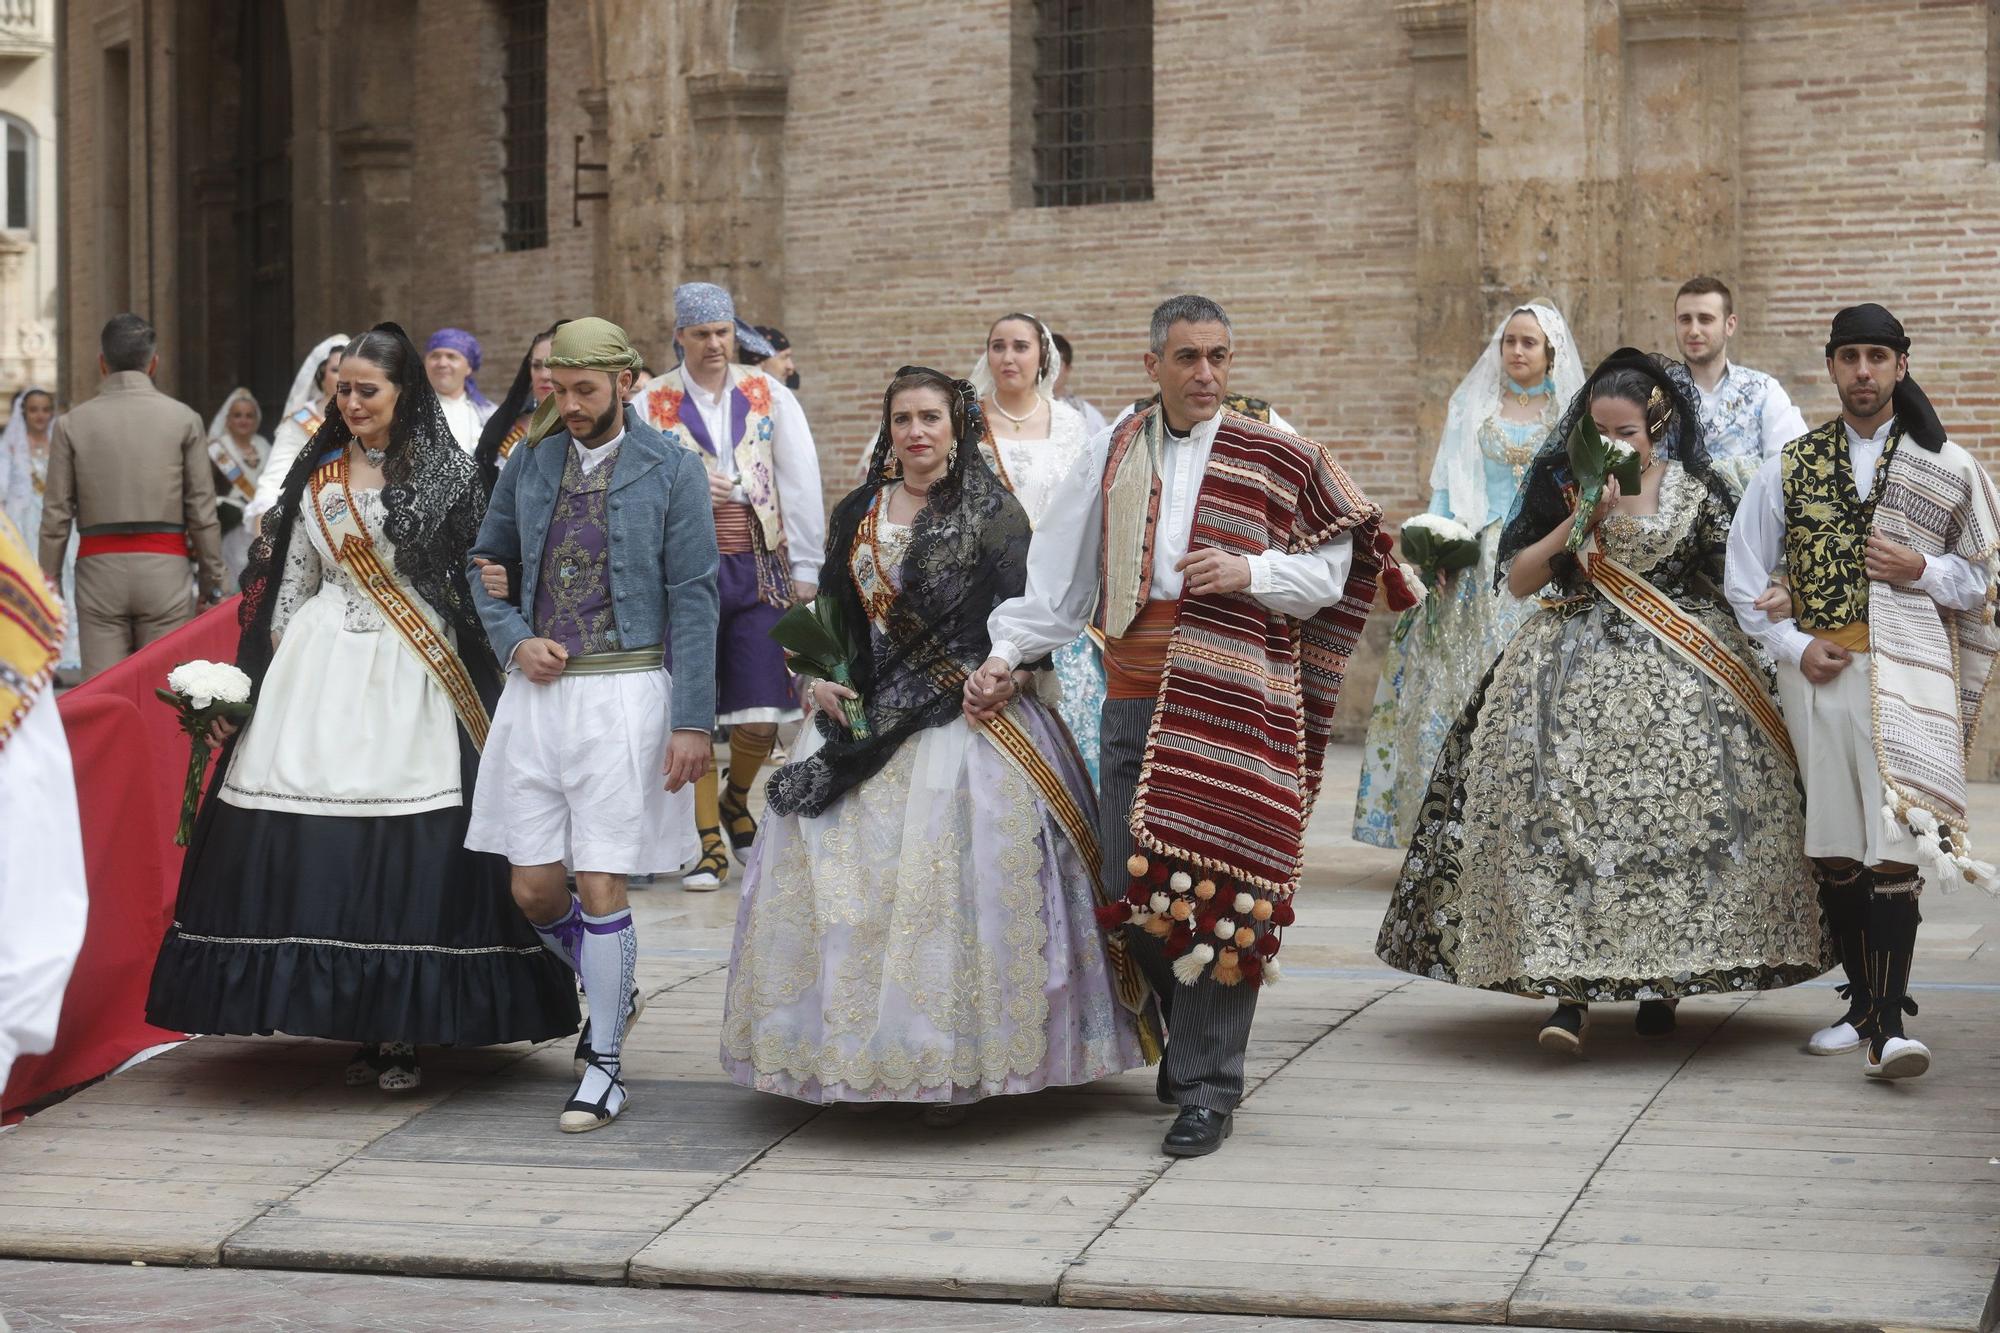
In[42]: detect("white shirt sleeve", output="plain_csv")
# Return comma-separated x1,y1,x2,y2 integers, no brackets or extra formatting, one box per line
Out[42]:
1724,456,1814,666
987,428,1110,669
1916,553,1993,612
1759,380,1809,458
247,419,309,527
1267,407,1296,435
1246,537,1354,618
768,381,826,584
0,693,88,1086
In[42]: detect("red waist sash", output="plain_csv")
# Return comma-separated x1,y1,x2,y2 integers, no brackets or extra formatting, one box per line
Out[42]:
78,532,187,559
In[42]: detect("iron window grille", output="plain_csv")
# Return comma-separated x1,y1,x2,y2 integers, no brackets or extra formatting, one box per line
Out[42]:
1031,0,1153,207
501,0,548,251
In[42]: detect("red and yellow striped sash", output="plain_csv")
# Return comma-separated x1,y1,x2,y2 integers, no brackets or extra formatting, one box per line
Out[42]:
310,456,490,750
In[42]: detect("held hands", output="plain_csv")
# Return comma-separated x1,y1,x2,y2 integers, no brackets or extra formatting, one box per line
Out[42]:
663,730,711,792
472,557,510,600
516,638,570,684
1176,547,1252,597
1800,637,1852,685
963,656,1016,723
1864,535,1925,586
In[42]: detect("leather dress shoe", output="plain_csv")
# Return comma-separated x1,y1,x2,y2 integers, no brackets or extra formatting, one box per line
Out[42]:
1162,1105,1232,1157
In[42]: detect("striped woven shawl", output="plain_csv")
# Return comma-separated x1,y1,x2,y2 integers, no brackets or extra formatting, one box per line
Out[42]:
1868,435,2000,891
1129,410,1386,896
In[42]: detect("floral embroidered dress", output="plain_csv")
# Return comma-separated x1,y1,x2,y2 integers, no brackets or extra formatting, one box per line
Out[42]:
1375,462,1832,1001
720,503,1146,1104
1352,409,1549,847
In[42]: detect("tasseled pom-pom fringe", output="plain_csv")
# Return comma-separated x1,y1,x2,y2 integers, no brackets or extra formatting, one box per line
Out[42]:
1098,850,1300,981
1093,902,1131,930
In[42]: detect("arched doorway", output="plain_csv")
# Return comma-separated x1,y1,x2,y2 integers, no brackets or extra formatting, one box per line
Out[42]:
236,1,293,424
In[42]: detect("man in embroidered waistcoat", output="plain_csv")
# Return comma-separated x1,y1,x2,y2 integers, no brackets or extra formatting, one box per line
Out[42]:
467,317,721,1132
630,283,826,890
1675,275,1808,493
1726,303,2000,1082
967,295,1412,1156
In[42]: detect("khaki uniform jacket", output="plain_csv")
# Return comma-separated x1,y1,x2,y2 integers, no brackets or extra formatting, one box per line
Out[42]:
39,370,225,597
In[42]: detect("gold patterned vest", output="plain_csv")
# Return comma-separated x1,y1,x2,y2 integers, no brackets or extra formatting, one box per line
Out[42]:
1781,419,1900,635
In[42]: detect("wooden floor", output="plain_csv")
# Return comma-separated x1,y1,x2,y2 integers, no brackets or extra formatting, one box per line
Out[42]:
2,746,1995,1333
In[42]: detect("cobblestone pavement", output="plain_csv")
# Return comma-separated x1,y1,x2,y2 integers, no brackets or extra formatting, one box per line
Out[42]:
1,746,1993,1332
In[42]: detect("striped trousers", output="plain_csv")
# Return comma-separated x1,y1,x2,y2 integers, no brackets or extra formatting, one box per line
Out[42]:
1100,698,1259,1113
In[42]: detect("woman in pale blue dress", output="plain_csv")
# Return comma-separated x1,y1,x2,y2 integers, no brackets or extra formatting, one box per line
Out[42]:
0,389,79,673
1353,304,1584,847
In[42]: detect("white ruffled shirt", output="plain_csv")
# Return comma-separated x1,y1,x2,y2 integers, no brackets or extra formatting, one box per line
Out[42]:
1724,416,1990,666
987,410,1352,668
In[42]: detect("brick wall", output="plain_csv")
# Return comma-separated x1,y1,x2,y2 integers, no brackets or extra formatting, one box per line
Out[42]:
779,0,1423,520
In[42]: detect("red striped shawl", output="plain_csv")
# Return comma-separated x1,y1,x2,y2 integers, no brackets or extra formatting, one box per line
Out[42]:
1119,408,1390,898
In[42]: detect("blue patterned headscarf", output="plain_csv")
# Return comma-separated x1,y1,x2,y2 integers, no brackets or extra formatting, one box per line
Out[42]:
672,282,775,361
425,327,492,409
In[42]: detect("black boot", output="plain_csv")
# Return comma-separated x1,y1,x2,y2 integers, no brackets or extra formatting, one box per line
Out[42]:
1808,861,1871,1054
1859,878,1928,1079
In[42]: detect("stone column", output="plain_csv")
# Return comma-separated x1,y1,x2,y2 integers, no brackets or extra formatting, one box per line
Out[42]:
681,0,788,327
1396,1,1476,498
1472,0,1625,358
1618,0,1744,349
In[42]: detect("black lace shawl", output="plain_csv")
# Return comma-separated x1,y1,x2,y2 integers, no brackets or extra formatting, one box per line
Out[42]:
764,368,1032,819
1494,347,1730,594
236,337,500,717
473,320,569,497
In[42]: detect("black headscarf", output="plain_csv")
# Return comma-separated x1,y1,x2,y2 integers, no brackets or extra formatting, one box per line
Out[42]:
764,366,1032,819
1824,303,1945,451
237,322,499,711
474,319,569,494
1495,348,1723,591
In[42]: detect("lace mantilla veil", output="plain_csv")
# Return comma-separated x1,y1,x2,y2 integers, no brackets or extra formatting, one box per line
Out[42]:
1494,347,1723,592
1428,302,1586,532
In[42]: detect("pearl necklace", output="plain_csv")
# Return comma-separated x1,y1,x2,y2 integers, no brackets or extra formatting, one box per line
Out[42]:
988,394,1039,425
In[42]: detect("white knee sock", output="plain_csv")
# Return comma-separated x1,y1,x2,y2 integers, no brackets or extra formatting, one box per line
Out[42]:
578,908,637,1080
529,895,584,975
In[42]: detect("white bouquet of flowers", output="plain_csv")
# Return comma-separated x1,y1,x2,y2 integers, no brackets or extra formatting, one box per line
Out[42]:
1394,513,1480,639
155,659,254,846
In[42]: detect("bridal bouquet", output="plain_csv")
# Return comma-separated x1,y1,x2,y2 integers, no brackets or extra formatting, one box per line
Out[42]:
1394,513,1480,639
770,597,871,738
1564,415,1643,552
155,659,253,846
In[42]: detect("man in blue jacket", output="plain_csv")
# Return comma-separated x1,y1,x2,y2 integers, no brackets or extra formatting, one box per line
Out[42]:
466,317,719,1133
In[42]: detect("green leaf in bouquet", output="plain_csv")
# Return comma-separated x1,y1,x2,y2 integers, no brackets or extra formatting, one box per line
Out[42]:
769,601,847,681
1564,415,1643,552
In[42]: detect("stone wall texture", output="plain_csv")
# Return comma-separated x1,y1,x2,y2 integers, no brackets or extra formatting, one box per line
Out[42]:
54,0,2000,762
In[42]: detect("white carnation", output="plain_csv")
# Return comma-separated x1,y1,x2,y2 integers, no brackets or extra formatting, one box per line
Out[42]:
168,659,251,708
1401,513,1475,543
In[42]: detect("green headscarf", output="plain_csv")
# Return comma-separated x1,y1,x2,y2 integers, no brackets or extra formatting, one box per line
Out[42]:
523,316,646,449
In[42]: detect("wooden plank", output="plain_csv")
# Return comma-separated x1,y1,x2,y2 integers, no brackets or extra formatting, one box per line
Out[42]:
1548,1205,2000,1258
1059,1260,1518,1325
225,1217,657,1284
628,1231,1071,1303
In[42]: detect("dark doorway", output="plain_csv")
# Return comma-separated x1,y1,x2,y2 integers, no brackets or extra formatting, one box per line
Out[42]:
235,1,293,425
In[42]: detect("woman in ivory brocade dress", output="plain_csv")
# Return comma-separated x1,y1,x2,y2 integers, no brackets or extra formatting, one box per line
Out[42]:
1353,304,1583,847
147,325,578,1093
721,367,1155,1124
1374,349,1831,1054
972,312,1104,787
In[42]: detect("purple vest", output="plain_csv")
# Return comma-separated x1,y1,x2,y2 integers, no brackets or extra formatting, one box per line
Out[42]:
533,444,621,657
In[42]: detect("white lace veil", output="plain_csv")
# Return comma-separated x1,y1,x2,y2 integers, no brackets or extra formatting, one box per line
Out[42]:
282,334,350,421
1426,302,1584,531
968,313,1063,406
207,385,265,444
0,387,54,525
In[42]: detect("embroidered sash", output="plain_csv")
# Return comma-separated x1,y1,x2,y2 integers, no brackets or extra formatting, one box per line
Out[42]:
0,511,63,752
207,437,259,503
1583,541,1797,770
496,418,529,462
309,456,490,749
290,405,324,439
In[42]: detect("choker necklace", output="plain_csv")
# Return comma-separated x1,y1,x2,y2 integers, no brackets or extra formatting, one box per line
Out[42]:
901,479,932,499
1507,376,1553,409
359,443,387,467
989,394,1038,425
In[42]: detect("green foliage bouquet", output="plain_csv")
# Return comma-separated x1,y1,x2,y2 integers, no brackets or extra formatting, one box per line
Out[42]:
770,596,870,738
1394,513,1480,638
1564,415,1643,552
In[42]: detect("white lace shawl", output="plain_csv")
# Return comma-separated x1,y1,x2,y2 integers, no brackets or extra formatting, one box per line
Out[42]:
1428,303,1584,531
